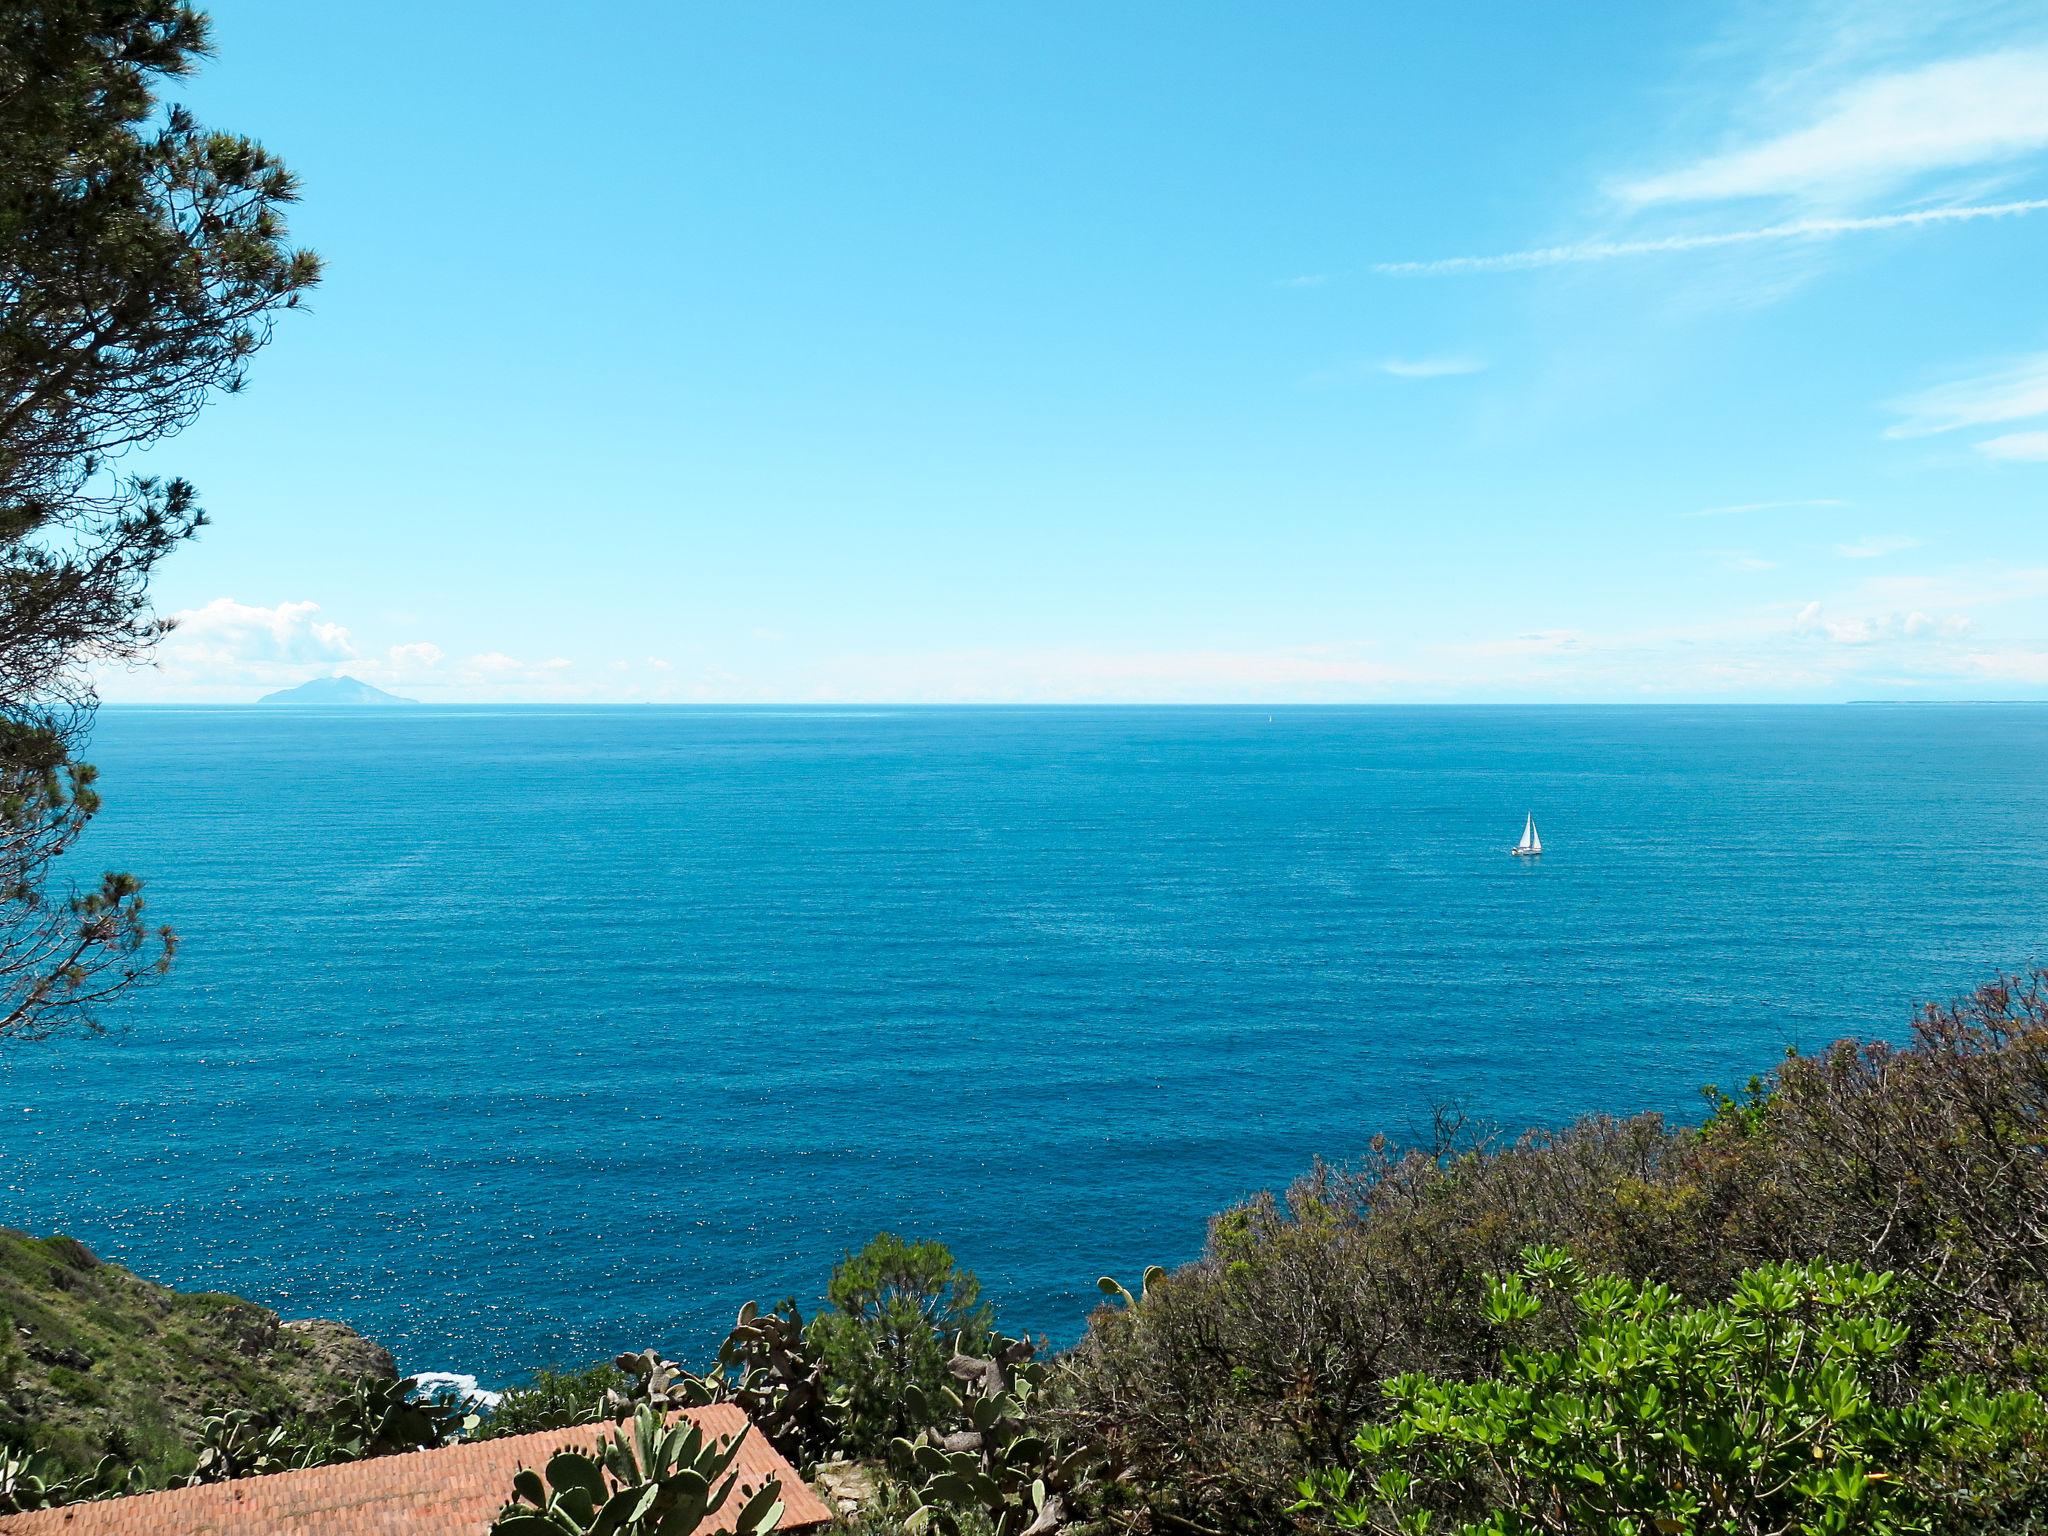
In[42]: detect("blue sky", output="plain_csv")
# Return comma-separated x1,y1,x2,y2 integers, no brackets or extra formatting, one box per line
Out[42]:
99,0,2048,702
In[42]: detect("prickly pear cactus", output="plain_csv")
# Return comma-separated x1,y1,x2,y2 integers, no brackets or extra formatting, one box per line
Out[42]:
1094,1265,1167,1310
0,1451,137,1512
888,1330,1091,1536
489,1405,784,1536
184,1375,471,1485
609,1300,842,1472
330,1374,473,1458
707,1299,843,1471
605,1349,698,1415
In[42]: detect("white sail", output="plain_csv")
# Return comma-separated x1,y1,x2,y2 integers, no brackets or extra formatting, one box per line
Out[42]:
1517,813,1536,851
1529,817,1541,854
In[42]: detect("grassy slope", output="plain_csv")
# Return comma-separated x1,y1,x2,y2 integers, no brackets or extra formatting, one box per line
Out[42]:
0,1228,395,1480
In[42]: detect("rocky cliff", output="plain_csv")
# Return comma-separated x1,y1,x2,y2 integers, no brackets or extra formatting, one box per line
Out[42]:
0,1228,395,1479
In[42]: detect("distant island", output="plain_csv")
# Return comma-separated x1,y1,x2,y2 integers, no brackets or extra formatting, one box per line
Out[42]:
257,675,418,705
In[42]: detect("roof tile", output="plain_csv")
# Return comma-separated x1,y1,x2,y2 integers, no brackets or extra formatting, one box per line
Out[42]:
0,1405,832,1536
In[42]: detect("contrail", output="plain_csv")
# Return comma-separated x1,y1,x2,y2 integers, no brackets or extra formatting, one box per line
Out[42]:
1376,198,2048,275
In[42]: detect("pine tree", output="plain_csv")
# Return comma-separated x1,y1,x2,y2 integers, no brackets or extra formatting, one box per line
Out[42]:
0,3,317,1038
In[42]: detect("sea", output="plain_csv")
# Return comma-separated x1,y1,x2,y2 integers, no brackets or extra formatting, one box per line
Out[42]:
3,704,2046,1390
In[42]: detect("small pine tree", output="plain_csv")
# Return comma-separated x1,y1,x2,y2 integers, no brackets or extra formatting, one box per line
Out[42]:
806,1233,992,1456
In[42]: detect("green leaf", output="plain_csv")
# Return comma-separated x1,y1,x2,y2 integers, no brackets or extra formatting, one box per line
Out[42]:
545,1451,606,1507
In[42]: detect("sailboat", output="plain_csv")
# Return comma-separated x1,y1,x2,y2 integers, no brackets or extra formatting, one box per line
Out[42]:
1511,812,1542,857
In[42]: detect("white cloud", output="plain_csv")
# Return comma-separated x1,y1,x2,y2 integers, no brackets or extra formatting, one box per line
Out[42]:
165,598,355,664
104,598,455,701
645,656,673,670
1887,351,2048,437
1977,429,2048,460
1836,534,1924,559
1724,554,1779,571
1794,599,1968,644
1381,356,1488,378
1617,48,2048,206
1367,27,2048,291
1276,274,1328,288
1684,497,1847,518
1966,647,2048,682
1374,198,2048,275
1902,610,1971,638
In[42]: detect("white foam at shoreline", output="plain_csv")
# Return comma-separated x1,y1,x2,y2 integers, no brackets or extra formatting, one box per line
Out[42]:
411,1370,502,1408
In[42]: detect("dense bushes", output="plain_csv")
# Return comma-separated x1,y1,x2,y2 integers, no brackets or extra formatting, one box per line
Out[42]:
9,971,2046,1534
1063,971,2048,1532
1294,1250,2048,1535
478,1364,629,1440
1723,977,2048,1373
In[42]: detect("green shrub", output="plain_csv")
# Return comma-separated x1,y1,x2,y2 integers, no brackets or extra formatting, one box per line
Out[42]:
1068,971,2048,1532
38,1238,100,1275
479,1364,628,1440
1294,1248,2048,1535
45,1365,104,1405
807,1233,992,1457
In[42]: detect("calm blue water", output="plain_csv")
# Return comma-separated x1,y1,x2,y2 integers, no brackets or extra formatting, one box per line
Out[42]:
3,705,2046,1385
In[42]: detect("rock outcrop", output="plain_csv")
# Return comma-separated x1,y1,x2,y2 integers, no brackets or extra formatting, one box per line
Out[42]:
0,1227,396,1480
279,1317,398,1385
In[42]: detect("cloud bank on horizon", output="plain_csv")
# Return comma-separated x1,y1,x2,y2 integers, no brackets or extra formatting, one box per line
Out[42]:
102,0,2048,704
101,569,2048,702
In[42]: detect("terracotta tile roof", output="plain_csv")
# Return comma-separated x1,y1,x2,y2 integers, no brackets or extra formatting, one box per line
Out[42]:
0,1404,833,1536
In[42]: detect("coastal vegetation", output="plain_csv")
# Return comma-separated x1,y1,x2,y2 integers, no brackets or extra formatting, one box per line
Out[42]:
0,1225,392,1486
1064,970,2048,1532
3,7,2042,1536
811,1232,995,1458
487,1405,786,1536
1292,1254,2048,1534
480,1363,633,1442
4,970,2045,1533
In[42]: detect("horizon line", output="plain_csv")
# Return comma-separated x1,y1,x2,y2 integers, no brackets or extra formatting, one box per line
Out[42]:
92,697,2048,709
